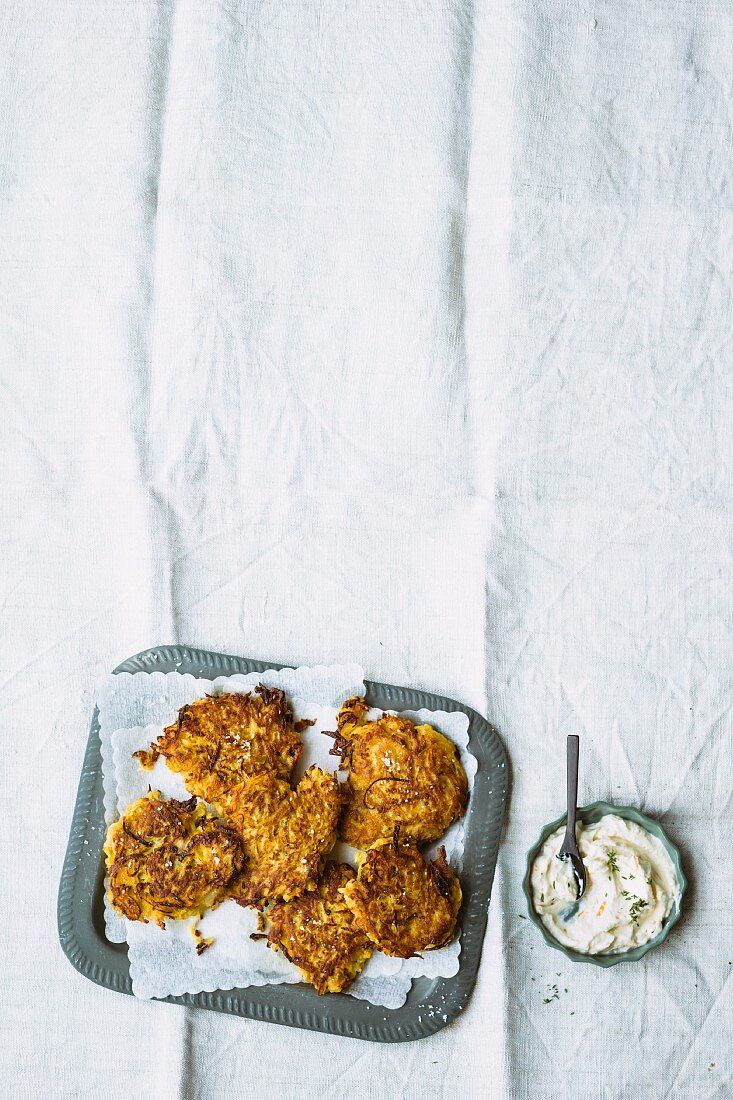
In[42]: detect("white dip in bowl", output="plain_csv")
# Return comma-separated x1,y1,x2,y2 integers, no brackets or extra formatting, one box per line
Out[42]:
530,814,679,955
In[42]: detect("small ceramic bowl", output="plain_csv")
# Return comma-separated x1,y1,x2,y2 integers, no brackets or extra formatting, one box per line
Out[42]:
522,800,687,966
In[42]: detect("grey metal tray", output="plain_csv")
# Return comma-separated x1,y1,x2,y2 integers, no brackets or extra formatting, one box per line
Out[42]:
58,646,507,1042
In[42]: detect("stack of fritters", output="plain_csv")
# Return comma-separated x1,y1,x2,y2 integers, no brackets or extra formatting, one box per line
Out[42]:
315,697,467,962
105,687,469,995
267,698,468,986
128,687,341,909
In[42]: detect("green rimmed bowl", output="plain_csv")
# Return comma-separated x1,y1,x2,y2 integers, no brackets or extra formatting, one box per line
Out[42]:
522,800,687,966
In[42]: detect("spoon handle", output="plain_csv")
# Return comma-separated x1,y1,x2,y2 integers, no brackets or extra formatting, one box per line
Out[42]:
566,734,579,839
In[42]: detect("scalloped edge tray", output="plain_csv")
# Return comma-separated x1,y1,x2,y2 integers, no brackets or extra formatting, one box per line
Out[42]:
58,646,507,1042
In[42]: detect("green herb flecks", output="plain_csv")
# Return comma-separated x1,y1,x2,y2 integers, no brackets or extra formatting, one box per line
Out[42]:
628,896,648,924
606,848,619,874
543,984,560,1004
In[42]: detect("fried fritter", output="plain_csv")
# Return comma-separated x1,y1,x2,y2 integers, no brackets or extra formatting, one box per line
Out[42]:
341,836,462,957
267,862,374,993
134,687,309,801
104,791,245,927
217,766,342,907
330,697,468,847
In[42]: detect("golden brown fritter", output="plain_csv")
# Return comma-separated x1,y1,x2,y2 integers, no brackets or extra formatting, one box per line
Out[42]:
341,835,462,957
330,697,468,847
267,862,374,993
134,687,310,801
217,766,342,907
104,791,245,927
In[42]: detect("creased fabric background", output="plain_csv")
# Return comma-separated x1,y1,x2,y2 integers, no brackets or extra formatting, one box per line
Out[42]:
0,1,730,1098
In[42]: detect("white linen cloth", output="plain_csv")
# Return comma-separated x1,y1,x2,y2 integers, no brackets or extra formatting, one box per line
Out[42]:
0,1,730,1098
